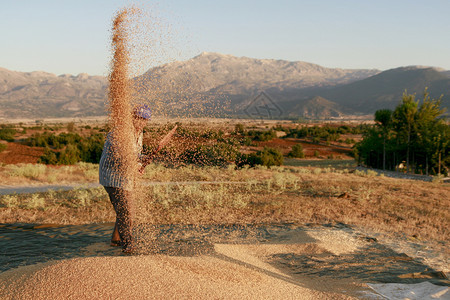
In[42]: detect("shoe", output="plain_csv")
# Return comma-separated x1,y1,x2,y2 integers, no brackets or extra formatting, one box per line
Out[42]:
110,240,121,247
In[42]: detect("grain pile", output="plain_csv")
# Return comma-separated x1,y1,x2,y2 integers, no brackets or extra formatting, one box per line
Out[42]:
0,256,353,300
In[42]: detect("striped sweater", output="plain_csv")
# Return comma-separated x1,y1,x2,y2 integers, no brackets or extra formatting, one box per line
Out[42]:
99,129,143,190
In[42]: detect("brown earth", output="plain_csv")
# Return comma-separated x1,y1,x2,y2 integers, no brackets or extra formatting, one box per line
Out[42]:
257,138,353,158
0,143,44,164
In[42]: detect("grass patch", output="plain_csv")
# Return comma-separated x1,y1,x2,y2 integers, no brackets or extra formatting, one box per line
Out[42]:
0,163,99,185
0,187,111,224
284,158,356,169
1,165,448,246
6,164,47,179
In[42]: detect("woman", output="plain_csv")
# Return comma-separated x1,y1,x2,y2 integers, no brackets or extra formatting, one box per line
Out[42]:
99,104,151,253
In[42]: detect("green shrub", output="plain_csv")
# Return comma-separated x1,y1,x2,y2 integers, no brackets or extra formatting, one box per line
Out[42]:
237,147,284,168
0,143,7,152
57,144,81,165
259,147,284,167
246,129,277,141
78,133,105,163
0,127,16,142
236,152,262,168
180,142,239,167
39,147,58,164
288,143,305,158
312,137,320,144
242,137,253,146
345,138,355,144
234,123,245,134
31,132,105,165
67,122,75,132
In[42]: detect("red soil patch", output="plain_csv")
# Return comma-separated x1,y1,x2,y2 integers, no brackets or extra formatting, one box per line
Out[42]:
257,138,353,158
258,138,297,149
0,143,43,164
0,137,354,165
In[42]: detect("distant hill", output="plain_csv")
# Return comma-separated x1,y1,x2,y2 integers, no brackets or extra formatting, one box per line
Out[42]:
1,53,449,120
286,96,345,119
134,53,449,118
319,66,450,114
137,52,379,93
0,68,107,119
133,52,379,117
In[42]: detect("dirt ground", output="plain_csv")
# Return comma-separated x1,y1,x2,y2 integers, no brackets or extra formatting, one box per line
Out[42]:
0,143,44,164
257,138,353,158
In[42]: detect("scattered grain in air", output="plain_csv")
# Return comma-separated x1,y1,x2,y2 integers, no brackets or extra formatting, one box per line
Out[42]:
105,5,232,252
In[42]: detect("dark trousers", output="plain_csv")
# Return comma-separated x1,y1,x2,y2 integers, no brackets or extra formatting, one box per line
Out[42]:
104,186,133,249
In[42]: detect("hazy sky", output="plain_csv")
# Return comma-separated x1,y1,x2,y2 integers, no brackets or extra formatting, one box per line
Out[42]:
1,0,449,76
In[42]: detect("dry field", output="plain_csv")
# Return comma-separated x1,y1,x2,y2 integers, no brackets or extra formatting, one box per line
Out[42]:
1,120,448,266
0,163,448,248
1,122,449,298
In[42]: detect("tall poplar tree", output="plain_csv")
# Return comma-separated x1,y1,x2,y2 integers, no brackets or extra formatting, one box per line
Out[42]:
392,91,419,172
374,109,392,170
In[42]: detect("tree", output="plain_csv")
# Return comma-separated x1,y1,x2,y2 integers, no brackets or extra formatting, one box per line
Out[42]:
392,91,419,172
415,89,446,174
374,109,392,170
358,88,449,175
354,126,384,168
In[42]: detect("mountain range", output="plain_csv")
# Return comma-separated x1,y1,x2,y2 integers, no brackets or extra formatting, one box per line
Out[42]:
1,52,449,120
0,68,107,119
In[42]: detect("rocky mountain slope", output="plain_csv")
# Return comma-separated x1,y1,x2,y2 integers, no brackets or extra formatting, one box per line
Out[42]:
1,53,449,119
319,66,450,114
0,68,107,119
133,52,379,117
138,52,379,93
